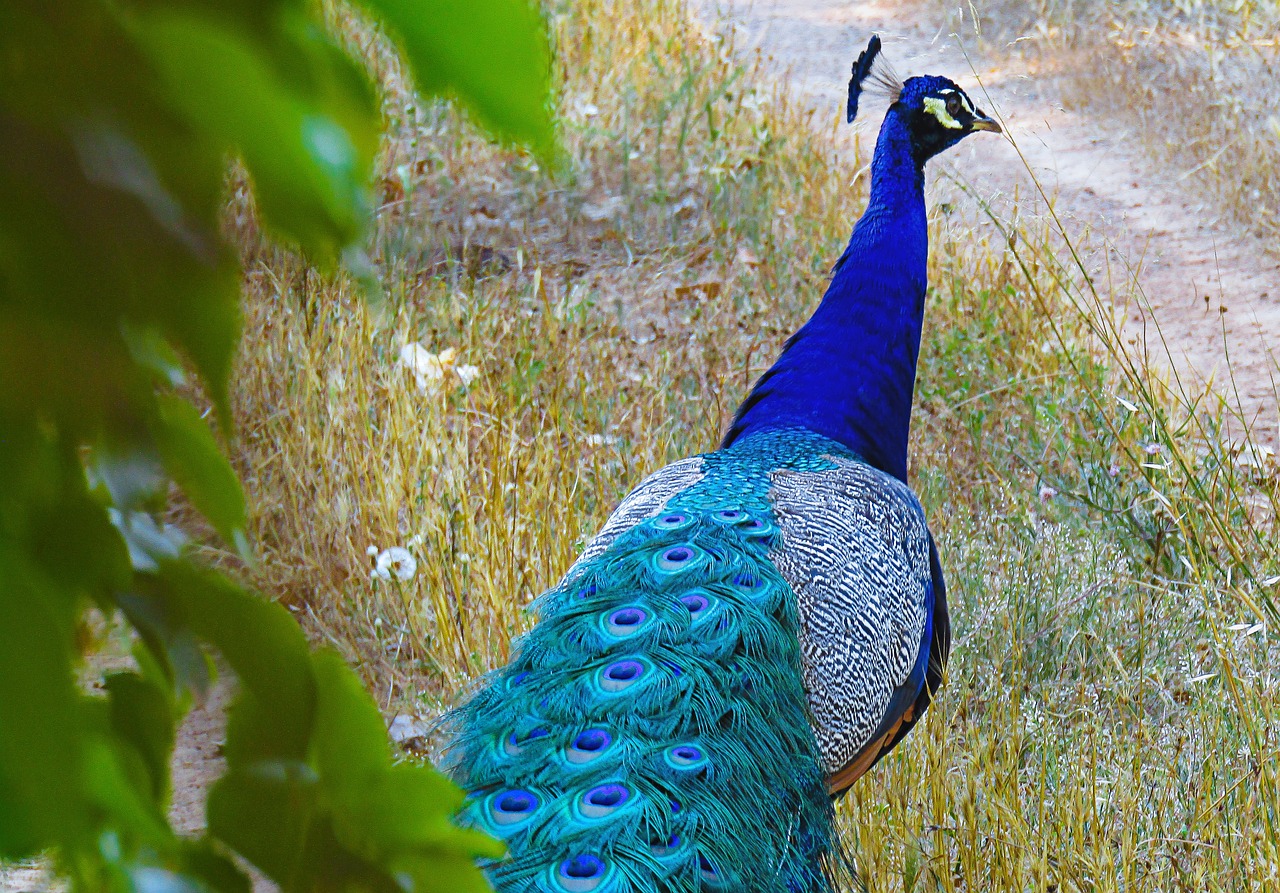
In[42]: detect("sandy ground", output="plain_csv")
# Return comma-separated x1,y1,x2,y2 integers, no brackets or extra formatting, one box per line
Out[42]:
694,0,1280,442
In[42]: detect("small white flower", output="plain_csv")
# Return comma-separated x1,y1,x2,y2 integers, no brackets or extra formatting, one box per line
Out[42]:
372,546,417,581
1143,442,1164,456
455,364,481,387
1038,485,1058,503
400,342,475,393
399,343,445,391
1108,463,1121,477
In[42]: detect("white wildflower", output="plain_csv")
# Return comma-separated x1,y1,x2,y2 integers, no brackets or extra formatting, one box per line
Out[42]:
400,342,477,392
372,546,417,581
455,364,481,387
400,343,446,391
1143,442,1164,455
1038,485,1058,503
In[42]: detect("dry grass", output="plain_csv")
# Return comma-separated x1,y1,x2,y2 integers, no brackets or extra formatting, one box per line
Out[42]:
219,0,1280,889
957,0,1280,246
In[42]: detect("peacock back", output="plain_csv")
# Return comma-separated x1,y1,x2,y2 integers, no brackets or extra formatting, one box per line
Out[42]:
448,428,938,893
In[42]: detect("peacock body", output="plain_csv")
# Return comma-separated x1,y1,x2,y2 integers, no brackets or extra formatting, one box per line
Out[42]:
448,37,1001,893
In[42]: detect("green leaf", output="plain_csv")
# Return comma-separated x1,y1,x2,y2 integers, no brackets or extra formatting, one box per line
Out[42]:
129,10,379,265
118,589,214,702
357,0,555,158
391,852,498,893
312,650,392,807
104,673,177,807
311,653,503,876
0,549,86,858
81,724,173,850
148,394,246,550
207,765,319,886
158,562,315,764
355,764,503,858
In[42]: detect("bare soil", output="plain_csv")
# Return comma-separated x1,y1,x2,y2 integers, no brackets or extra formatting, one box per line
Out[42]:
693,0,1280,442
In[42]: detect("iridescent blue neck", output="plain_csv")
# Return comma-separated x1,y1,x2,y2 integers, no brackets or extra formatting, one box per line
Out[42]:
723,109,928,482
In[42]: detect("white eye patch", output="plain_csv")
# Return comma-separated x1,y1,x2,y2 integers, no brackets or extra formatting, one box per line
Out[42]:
923,96,963,129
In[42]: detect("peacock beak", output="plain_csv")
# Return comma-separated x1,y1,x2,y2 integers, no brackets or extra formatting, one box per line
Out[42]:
970,112,1002,134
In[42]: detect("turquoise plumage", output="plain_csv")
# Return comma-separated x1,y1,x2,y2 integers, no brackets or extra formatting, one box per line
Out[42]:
447,36,1001,893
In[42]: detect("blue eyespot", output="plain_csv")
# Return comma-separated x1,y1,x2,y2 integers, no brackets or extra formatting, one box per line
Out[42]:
560,855,605,879
653,512,692,530
578,783,631,819
651,833,683,857
574,729,612,752
599,658,648,692
655,544,698,572
504,727,549,755
489,789,540,826
670,744,702,763
665,743,710,771
680,590,711,617
714,509,745,522
604,606,649,637
566,729,613,764
699,852,723,886
554,854,608,892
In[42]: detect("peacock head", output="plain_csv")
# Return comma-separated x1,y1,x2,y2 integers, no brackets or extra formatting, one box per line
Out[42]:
847,36,1001,164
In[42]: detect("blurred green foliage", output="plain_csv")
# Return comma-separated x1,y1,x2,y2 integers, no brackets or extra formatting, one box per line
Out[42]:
0,0,551,889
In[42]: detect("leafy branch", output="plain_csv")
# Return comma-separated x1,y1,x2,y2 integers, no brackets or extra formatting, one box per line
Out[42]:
0,1,553,889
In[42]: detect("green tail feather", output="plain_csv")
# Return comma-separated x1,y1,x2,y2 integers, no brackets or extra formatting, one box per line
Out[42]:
448,439,839,893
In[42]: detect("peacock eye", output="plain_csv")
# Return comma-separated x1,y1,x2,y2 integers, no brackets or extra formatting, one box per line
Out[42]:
945,93,962,116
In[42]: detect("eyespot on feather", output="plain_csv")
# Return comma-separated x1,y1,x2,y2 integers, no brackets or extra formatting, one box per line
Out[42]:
603,605,649,637
664,743,710,771
504,727,550,756
577,783,633,819
486,788,541,829
653,511,693,530
597,657,650,693
553,854,609,893
680,591,711,616
566,729,614,764
655,544,699,572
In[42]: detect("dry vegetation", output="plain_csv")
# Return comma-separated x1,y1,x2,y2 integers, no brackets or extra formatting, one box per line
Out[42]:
954,0,1280,245
216,0,1280,889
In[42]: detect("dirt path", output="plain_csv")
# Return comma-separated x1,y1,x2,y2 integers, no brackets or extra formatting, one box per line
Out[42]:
693,0,1280,442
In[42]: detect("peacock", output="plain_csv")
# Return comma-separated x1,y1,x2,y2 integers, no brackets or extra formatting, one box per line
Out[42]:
446,36,1001,893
